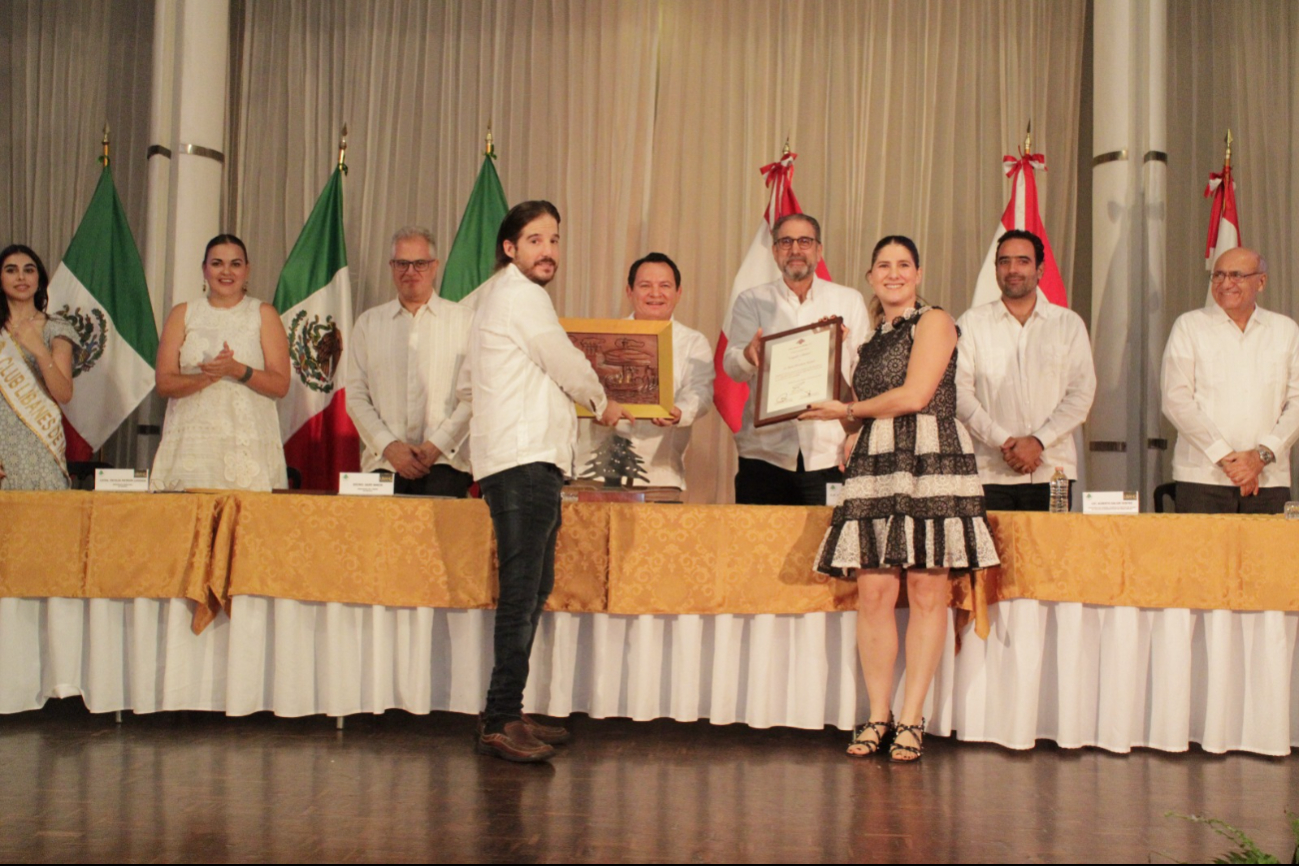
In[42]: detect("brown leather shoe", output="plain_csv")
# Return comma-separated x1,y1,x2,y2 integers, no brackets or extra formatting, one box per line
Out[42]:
522,713,571,745
475,720,556,763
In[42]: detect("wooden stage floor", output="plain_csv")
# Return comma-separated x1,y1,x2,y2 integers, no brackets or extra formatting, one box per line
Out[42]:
2,701,1295,863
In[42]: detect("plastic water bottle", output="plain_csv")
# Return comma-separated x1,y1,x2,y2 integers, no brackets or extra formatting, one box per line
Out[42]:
1049,467,1070,513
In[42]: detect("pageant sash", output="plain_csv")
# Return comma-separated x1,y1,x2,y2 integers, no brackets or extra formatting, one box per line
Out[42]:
0,332,68,477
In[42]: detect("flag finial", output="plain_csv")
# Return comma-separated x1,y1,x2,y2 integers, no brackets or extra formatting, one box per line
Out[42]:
100,124,110,167
1224,128,1233,169
782,135,791,158
485,124,495,158
337,124,349,171
1023,119,1032,156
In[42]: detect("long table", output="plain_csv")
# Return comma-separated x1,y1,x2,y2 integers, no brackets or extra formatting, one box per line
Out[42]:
2,492,1297,755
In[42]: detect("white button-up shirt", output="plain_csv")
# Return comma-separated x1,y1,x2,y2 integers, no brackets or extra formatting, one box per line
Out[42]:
722,276,870,472
457,264,609,481
576,316,714,489
1161,302,1299,487
955,290,1096,484
346,295,475,473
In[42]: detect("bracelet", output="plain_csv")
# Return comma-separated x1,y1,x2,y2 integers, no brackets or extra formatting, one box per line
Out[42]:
239,365,254,384
844,402,856,422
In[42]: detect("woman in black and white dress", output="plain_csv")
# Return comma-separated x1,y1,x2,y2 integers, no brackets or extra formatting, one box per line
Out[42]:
802,235,998,762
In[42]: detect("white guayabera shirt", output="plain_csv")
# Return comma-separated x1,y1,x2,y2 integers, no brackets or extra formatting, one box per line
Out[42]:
1161,302,1299,488
457,264,608,481
955,289,1096,485
346,295,475,473
722,276,870,472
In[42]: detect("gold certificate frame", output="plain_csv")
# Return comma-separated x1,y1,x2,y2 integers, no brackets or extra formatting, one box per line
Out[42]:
560,318,674,419
753,317,843,427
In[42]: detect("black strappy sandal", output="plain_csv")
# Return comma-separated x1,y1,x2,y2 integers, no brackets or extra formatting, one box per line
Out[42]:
889,719,925,763
847,715,895,758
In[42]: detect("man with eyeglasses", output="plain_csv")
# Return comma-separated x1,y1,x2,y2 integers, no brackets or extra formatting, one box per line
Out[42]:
346,226,475,496
955,229,1096,511
1161,247,1299,513
723,214,870,505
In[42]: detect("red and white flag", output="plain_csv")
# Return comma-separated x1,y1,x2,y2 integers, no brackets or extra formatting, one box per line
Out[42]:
970,151,1067,309
713,151,831,432
1203,158,1240,304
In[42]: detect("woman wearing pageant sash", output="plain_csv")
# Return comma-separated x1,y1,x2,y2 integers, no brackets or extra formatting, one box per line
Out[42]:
150,234,289,491
800,236,999,762
0,245,78,490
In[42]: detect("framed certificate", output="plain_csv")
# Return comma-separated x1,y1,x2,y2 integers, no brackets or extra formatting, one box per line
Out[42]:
753,317,843,427
560,318,675,419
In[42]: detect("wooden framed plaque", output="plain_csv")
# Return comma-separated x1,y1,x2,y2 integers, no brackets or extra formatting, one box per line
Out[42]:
753,317,843,427
560,318,674,419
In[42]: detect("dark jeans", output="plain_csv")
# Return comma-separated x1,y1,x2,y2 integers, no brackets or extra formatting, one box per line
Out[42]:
393,465,474,498
983,481,1072,512
1175,482,1289,514
478,462,565,729
734,455,845,506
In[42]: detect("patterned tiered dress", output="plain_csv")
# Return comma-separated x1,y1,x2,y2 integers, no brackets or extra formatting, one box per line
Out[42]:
815,304,999,578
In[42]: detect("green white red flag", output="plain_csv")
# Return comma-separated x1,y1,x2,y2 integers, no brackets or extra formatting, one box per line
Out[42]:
273,165,359,490
714,152,830,432
441,150,509,304
46,164,158,453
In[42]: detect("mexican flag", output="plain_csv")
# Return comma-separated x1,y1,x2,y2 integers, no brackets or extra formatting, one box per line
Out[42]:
46,164,158,452
273,166,359,490
714,151,831,432
441,151,509,304
970,150,1068,309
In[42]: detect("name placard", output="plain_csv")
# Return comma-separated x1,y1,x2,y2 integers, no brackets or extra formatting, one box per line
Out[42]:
95,468,151,493
339,471,395,496
1083,491,1140,515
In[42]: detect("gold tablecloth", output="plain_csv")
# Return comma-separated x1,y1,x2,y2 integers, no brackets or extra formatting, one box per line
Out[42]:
3,492,1299,636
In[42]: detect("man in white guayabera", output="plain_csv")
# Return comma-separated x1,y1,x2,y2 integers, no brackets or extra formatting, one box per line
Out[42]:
458,200,632,762
347,226,474,496
955,229,1096,511
1161,246,1299,514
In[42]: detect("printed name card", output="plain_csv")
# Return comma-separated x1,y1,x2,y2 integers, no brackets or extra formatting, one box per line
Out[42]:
339,471,395,496
95,468,151,492
825,483,844,507
1082,491,1140,515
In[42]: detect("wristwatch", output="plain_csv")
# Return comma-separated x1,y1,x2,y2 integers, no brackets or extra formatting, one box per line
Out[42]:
844,402,856,422
1258,445,1276,466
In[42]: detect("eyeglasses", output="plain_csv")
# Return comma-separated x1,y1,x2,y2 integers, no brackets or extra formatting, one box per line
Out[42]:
390,259,435,272
774,236,817,252
1210,270,1262,284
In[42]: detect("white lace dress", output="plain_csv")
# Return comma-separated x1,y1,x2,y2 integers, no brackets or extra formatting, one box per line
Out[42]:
150,295,287,491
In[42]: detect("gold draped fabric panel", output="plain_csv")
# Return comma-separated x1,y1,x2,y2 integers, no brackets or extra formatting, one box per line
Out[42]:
5,493,1299,635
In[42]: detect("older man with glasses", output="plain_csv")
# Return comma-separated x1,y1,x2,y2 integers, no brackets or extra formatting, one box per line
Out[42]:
723,213,870,505
1161,246,1299,513
346,226,475,496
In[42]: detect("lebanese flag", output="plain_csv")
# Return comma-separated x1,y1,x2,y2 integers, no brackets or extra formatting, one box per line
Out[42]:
970,151,1068,308
47,164,159,457
713,151,831,432
273,165,360,490
1203,161,1240,305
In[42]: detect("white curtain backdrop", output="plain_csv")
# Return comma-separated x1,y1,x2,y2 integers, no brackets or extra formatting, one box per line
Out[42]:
228,0,1087,503
4,595,1298,756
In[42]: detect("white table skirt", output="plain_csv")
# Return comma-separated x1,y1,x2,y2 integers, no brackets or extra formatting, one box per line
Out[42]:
2,595,1296,755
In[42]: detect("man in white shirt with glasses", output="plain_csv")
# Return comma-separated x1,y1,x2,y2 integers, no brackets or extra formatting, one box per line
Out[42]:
1161,246,1299,513
346,226,474,496
956,229,1096,510
723,214,870,505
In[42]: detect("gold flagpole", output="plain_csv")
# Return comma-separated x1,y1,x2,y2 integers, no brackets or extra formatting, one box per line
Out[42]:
100,125,111,167
337,124,348,172
1023,119,1032,156
485,124,495,158
1223,128,1233,170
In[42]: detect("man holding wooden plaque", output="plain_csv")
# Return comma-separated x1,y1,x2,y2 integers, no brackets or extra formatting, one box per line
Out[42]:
574,252,715,491
723,214,870,505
